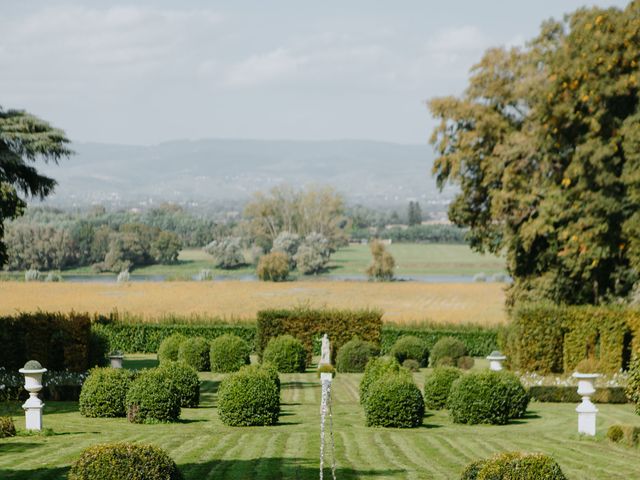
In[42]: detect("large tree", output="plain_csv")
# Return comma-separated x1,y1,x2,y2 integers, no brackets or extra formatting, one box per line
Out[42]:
0,107,71,267
429,2,640,305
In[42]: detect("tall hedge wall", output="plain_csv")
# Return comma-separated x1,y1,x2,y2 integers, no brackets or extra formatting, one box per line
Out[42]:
0,312,92,371
380,325,497,357
256,308,383,365
503,304,640,374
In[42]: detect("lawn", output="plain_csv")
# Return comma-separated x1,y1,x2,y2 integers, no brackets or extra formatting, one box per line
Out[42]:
0,358,639,479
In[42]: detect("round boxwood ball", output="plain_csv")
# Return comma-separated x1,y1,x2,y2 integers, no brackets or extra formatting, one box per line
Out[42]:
262,335,307,373
158,361,200,408
359,357,410,405
260,361,281,393
177,337,210,371
158,333,186,364
218,366,280,426
68,442,183,480
423,366,463,410
79,368,136,418
496,370,529,419
390,335,429,367
364,375,425,428
447,371,514,425
430,336,467,367
209,334,251,373
126,369,181,423
336,337,378,373
474,452,567,480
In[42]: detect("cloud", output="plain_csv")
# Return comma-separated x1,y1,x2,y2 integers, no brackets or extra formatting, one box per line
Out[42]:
224,48,308,87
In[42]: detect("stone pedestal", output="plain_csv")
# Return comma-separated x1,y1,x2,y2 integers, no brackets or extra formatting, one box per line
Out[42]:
486,351,506,371
573,373,600,436
19,361,47,431
109,355,124,369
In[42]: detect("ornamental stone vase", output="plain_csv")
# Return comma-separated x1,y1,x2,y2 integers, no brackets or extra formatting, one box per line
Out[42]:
18,360,47,431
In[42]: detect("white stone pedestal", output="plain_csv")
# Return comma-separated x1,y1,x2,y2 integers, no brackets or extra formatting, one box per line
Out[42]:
19,362,47,431
486,351,506,371
109,355,124,368
573,373,600,436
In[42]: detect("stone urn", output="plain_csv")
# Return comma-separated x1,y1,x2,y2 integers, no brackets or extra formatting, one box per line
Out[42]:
572,372,600,436
486,350,507,371
18,360,47,431
109,351,124,369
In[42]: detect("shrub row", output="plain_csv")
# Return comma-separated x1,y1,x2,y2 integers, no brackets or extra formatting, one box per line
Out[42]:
336,337,378,373
158,334,251,373
527,386,629,404
461,452,566,480
502,304,640,374
607,424,640,447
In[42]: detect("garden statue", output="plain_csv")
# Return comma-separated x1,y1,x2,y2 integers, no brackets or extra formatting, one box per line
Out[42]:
320,334,331,366
19,360,47,431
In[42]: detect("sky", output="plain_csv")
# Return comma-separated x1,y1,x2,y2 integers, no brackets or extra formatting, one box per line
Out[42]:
0,0,630,146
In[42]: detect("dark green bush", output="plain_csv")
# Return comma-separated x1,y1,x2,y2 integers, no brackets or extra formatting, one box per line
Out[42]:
462,452,567,480
627,354,640,414
177,337,210,371
260,361,281,393
88,330,110,368
79,368,136,418
336,337,378,373
606,424,640,446
423,366,463,410
402,359,420,372
497,371,529,419
217,366,280,426
126,369,181,423
0,416,16,438
359,357,411,405
68,442,183,480
158,334,186,363
448,371,515,425
607,424,624,443
390,335,429,367
262,335,307,373
364,375,425,428
209,334,250,373
430,336,467,367
158,361,200,408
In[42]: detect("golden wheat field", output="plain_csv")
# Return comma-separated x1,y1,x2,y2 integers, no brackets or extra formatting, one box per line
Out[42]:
0,281,506,325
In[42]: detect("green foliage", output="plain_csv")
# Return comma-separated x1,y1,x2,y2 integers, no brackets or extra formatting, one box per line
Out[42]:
335,337,378,373
0,416,16,438
402,359,420,372
456,356,475,370
497,371,530,419
607,424,624,443
390,335,429,367
151,231,182,264
430,336,467,367
209,334,250,373
79,368,136,418
262,335,307,373
177,337,210,372
359,357,411,406
203,236,245,269
627,354,640,414
429,3,640,305
256,252,290,281
256,307,383,366
88,329,109,368
293,233,331,274
126,369,181,423
317,364,336,377
606,424,640,447
217,365,280,426
462,452,567,480
448,371,520,425
407,201,422,226
68,442,183,480
259,361,281,393
366,240,395,281
271,231,300,267
158,361,200,408
423,366,463,410
528,386,629,404
364,375,425,428
157,334,186,363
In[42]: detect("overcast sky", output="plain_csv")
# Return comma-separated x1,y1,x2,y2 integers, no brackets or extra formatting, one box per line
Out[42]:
0,0,630,146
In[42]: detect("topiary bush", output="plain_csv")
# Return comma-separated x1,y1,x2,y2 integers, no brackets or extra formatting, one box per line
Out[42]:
607,424,624,443
217,366,280,426
158,333,186,364
359,357,411,405
606,424,640,446
126,369,181,423
257,252,290,281
0,417,16,438
177,337,210,371
158,361,200,408
68,442,183,480
262,335,307,373
497,370,530,419
423,366,463,410
209,334,250,373
448,371,515,425
456,355,475,370
626,354,640,414
364,375,425,428
390,335,429,367
260,361,281,393
335,337,378,373
79,368,137,418
430,336,467,367
460,452,567,480
403,359,420,372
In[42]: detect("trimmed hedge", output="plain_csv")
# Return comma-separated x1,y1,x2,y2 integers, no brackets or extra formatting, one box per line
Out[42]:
68,443,183,480
364,375,425,428
177,337,210,372
79,368,136,418
126,369,181,423
158,334,186,363
607,424,640,446
335,337,378,373
461,452,567,480
423,366,463,410
158,361,200,408
217,365,280,426
430,336,467,367
262,335,307,373
390,335,429,367
627,354,640,414
528,385,629,403
0,312,94,371
359,357,411,405
256,307,383,365
0,417,16,438
209,334,250,373
497,371,529,419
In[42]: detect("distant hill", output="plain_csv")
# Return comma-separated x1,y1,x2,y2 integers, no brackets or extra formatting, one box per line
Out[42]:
38,138,455,208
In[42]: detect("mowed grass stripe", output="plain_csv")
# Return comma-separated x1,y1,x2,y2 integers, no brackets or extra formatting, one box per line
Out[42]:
390,432,453,479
